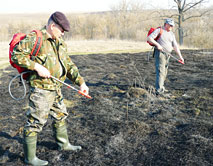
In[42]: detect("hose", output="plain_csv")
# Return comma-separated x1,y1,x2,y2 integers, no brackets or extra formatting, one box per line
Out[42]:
8,71,31,101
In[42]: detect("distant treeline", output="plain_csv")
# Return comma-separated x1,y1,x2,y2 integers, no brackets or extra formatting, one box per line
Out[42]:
0,10,212,48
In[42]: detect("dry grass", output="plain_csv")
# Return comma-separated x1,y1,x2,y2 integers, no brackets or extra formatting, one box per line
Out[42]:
0,42,10,71
0,11,213,49
67,40,152,55
0,40,152,71
0,39,199,77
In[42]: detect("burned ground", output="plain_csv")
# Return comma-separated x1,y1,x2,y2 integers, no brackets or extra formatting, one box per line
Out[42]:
0,49,213,166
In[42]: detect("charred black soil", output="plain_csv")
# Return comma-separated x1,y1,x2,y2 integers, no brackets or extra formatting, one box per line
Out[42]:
0,49,213,166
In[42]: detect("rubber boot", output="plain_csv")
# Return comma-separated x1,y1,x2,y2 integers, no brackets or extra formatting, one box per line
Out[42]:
23,134,48,166
53,122,82,151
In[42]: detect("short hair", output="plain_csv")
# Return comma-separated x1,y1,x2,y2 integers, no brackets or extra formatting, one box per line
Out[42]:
47,17,54,26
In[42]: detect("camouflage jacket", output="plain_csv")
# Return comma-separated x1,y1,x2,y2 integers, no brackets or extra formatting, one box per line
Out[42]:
11,27,85,90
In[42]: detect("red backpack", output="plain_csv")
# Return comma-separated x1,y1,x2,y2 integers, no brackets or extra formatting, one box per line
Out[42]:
9,30,42,79
147,27,163,46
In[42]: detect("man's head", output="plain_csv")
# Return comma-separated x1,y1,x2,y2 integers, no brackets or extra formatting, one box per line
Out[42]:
164,18,174,31
47,11,70,39
165,18,175,26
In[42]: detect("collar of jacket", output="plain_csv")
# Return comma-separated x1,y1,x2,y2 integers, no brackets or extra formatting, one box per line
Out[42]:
41,26,60,42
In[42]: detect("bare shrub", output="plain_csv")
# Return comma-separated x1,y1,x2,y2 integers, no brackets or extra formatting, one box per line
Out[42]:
0,9,213,48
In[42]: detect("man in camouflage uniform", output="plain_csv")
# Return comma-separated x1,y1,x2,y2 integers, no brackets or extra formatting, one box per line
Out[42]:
147,18,184,98
12,11,89,166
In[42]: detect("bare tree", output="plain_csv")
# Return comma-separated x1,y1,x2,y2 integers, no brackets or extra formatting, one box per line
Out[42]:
110,0,145,39
171,0,211,45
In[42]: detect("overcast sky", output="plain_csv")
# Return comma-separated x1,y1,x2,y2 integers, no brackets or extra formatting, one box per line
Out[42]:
0,0,212,14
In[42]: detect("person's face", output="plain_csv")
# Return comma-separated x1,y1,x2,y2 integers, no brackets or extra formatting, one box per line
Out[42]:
165,23,173,32
51,23,64,39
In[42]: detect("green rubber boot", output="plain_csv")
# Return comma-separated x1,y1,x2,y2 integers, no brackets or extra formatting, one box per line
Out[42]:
53,122,82,151
23,133,48,166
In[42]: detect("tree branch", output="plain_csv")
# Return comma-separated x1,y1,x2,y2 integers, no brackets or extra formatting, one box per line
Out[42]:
183,9,211,21
183,0,206,13
182,0,187,9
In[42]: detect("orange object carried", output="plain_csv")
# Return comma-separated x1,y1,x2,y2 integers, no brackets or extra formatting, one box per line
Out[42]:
50,76,92,99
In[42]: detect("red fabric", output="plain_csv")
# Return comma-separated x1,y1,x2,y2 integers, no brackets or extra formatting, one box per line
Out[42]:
147,27,163,46
9,30,42,79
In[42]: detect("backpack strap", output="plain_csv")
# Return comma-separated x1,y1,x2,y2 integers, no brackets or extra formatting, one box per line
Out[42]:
159,27,163,36
156,27,163,41
30,30,42,60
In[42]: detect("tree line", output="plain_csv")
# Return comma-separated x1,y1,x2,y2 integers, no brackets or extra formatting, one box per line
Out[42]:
0,8,212,49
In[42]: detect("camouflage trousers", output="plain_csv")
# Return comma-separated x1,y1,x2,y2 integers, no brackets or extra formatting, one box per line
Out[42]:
24,87,68,136
154,49,170,94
